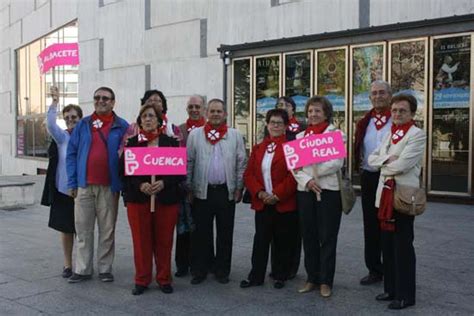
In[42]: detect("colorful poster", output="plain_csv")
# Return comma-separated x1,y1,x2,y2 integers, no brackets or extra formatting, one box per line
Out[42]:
37,43,79,74
390,40,426,126
255,55,280,142
317,49,346,131
352,45,384,112
433,36,471,109
233,59,251,147
285,53,311,117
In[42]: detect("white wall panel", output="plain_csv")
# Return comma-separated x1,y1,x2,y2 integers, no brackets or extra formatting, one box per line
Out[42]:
9,0,34,24
21,1,50,45
0,4,9,29
51,0,77,29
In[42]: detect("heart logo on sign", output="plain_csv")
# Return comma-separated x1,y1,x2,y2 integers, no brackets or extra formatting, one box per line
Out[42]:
284,144,299,169
124,149,140,175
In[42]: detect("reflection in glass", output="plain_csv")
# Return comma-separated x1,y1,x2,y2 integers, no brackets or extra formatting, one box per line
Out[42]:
255,55,280,143
317,49,346,132
233,59,251,149
431,36,471,193
285,53,311,121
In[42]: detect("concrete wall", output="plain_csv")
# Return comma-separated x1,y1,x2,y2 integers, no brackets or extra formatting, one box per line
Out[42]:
0,0,473,175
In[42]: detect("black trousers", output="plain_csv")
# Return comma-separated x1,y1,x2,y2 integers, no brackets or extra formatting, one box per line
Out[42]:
298,190,342,287
382,212,416,302
175,232,190,272
248,206,297,283
360,170,384,277
191,185,235,278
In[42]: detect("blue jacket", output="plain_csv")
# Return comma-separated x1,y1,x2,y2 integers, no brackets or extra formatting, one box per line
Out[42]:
67,113,129,193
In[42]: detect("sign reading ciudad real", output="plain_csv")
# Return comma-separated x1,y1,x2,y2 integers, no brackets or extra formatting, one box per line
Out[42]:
283,131,346,170
124,147,187,176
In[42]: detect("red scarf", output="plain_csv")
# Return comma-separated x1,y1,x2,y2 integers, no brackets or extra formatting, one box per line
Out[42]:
287,117,301,133
391,120,414,144
304,122,329,136
370,108,391,130
91,112,114,131
378,179,395,232
67,129,73,134
186,117,206,133
204,122,228,145
137,129,161,143
262,134,286,153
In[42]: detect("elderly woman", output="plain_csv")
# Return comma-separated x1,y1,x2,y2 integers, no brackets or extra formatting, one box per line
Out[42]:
369,94,426,310
120,104,184,295
293,96,344,298
41,87,82,278
240,109,298,289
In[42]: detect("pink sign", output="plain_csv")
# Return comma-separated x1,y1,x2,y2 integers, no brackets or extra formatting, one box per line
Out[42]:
37,43,79,74
124,147,187,176
283,131,346,170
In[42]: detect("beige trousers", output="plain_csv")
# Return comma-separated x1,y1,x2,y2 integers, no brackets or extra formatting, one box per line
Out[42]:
74,185,118,275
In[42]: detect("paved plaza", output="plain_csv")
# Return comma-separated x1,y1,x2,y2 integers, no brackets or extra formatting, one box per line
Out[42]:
0,176,473,315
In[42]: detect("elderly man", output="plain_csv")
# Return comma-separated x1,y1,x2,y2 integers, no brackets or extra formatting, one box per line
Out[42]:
174,95,206,277
67,87,128,283
354,80,393,285
187,98,247,285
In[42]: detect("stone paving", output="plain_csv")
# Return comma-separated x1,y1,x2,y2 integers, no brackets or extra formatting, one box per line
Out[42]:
0,176,473,315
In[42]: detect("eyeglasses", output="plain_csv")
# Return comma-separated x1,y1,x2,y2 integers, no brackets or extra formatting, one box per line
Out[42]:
268,120,285,126
94,95,113,102
391,108,410,114
64,115,78,121
187,104,202,109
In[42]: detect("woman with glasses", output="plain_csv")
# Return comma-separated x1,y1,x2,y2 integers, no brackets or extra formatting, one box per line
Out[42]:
120,104,185,295
369,94,426,310
240,109,298,290
41,86,83,278
293,96,344,298
275,96,304,140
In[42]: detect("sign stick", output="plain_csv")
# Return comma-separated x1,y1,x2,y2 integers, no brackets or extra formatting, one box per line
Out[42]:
150,175,156,213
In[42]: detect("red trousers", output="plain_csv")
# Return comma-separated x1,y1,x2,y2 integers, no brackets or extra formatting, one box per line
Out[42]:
127,201,179,286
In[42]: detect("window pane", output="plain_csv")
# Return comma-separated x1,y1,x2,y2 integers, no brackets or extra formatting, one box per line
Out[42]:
233,59,251,149
285,52,311,121
431,35,471,193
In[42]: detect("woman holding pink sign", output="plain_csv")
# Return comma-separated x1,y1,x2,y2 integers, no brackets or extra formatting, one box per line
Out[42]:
120,104,185,295
292,96,344,298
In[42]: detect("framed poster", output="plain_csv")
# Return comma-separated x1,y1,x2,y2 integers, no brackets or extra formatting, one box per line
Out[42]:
284,51,312,119
429,34,471,194
254,54,281,143
389,38,428,128
232,58,252,149
316,47,348,132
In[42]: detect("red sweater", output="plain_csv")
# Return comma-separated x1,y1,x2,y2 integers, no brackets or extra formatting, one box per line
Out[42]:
87,122,112,185
244,142,297,213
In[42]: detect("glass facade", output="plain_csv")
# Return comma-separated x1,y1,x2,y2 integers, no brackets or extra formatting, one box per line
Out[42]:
16,21,78,157
230,32,473,197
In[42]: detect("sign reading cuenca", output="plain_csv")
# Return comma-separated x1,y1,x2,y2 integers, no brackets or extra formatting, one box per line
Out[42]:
37,43,79,74
124,147,187,176
283,131,346,170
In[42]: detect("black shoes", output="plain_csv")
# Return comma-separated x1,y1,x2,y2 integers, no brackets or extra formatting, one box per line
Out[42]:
132,285,148,295
375,293,394,301
273,280,285,289
388,299,415,310
174,269,188,278
98,273,114,282
360,274,383,285
62,267,73,278
159,284,174,294
68,273,92,283
240,279,263,288
190,276,206,285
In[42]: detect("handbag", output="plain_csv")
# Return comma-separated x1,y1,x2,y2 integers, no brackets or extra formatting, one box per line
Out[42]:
336,167,356,215
393,183,426,216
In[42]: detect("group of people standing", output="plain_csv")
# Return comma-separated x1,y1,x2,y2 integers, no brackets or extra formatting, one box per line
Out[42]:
42,79,425,310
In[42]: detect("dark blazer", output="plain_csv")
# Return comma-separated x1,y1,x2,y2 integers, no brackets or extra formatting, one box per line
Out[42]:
41,140,58,206
243,141,297,213
120,134,185,205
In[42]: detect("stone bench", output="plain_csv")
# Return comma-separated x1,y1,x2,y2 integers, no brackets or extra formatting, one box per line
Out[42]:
0,179,36,210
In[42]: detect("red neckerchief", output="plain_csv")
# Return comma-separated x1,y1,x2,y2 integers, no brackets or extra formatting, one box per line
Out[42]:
262,134,286,154
91,112,113,131
354,111,372,170
371,108,391,130
204,122,228,145
67,129,73,134
378,179,395,232
159,114,168,133
304,122,329,136
287,117,300,133
186,117,205,133
391,120,414,144
137,129,161,143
